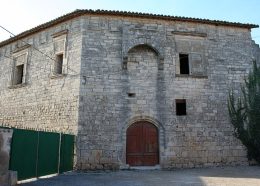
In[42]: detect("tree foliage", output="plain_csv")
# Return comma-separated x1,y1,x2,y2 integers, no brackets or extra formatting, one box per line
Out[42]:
228,61,260,163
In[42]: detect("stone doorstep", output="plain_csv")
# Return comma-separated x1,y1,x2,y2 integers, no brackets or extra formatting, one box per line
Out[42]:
128,165,161,170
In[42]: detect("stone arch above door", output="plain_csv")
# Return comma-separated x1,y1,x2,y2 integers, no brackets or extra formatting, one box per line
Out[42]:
126,44,159,72
123,116,166,147
122,43,164,70
126,116,164,131
123,42,164,60
125,42,163,59
128,43,160,56
122,26,166,70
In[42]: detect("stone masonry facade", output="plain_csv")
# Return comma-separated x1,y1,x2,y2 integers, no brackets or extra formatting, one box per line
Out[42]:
0,19,81,134
0,10,259,170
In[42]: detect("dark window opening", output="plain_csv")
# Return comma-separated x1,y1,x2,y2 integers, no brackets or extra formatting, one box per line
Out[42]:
15,64,24,85
55,54,63,74
128,93,136,98
176,99,187,115
179,54,189,74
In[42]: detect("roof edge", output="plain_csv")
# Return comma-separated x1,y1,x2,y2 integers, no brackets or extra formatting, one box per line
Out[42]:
0,9,258,47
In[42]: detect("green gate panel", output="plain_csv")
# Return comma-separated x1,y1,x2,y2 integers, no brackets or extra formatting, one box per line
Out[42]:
59,134,74,173
9,129,38,181
37,132,60,177
9,128,75,180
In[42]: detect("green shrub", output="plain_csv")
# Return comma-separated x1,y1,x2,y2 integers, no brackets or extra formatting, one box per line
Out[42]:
228,61,260,163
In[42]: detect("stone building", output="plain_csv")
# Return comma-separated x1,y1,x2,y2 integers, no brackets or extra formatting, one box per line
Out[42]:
0,9,259,170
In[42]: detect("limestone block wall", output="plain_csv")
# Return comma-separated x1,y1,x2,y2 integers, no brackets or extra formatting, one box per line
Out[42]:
0,14,256,170
77,15,253,169
0,18,82,134
252,41,260,66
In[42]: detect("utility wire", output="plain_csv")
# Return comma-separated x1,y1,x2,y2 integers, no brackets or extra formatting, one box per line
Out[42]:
0,25,79,74
0,25,188,77
0,25,222,79
2,54,80,77
1,53,171,80
0,25,55,62
2,54,121,78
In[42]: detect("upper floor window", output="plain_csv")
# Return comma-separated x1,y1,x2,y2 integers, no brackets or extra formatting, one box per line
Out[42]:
14,64,24,85
174,33,207,77
177,52,206,77
179,54,190,74
10,49,29,87
54,53,63,75
51,30,68,76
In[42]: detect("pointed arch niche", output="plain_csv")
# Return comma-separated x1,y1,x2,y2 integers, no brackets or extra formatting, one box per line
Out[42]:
122,43,164,70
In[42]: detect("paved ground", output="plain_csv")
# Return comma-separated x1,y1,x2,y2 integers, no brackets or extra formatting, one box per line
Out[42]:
20,166,260,186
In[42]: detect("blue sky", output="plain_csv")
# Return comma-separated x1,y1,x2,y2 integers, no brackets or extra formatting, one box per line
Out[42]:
0,0,259,44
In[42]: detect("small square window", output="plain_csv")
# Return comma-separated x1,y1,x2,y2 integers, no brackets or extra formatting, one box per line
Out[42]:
176,99,186,115
128,93,136,98
179,54,189,74
54,54,63,74
14,64,24,85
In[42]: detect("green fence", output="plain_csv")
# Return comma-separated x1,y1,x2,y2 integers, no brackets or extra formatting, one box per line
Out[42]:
59,134,75,173
8,128,75,181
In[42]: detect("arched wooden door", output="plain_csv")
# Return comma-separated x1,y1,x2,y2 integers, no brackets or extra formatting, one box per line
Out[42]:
126,121,159,166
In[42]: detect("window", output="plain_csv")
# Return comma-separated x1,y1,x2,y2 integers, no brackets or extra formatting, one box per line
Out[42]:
54,54,63,74
10,51,28,87
14,64,24,85
128,93,136,98
179,54,189,74
52,30,68,76
176,99,186,115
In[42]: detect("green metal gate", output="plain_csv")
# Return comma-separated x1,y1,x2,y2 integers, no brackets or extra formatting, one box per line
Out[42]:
9,129,38,180
8,128,75,181
59,134,75,173
37,132,60,177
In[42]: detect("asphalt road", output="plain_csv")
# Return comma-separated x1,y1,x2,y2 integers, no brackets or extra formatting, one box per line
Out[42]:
20,166,260,186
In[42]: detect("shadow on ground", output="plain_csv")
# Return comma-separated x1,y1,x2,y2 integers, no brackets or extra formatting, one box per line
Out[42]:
20,166,260,186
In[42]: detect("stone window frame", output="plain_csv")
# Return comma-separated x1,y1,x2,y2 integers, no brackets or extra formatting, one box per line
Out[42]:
9,46,29,88
176,53,208,79
176,52,207,77
174,31,208,79
51,30,68,78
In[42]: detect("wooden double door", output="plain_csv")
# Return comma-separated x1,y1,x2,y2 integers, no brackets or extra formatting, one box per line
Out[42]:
126,121,159,166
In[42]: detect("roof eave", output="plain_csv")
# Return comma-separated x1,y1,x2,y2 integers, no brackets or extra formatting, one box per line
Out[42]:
0,9,258,48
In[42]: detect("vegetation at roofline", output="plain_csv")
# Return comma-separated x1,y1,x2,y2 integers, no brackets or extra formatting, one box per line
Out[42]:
228,61,260,163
